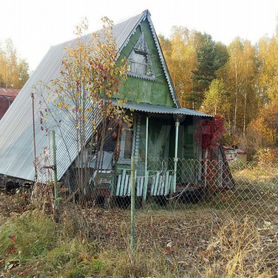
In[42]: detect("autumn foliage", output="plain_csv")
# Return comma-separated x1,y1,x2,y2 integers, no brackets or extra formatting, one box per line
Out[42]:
196,115,225,150
0,39,29,89
160,31,277,154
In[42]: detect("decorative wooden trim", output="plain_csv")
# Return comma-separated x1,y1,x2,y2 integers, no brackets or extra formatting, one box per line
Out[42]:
128,72,156,81
146,13,179,108
117,10,180,108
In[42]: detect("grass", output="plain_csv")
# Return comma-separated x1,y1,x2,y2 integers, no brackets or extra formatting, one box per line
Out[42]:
0,164,277,277
1,206,276,278
0,210,107,277
0,211,56,260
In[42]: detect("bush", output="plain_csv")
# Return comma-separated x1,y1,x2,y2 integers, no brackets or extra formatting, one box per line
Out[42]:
256,148,277,167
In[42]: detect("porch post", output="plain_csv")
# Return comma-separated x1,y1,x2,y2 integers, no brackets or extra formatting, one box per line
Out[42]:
144,116,149,175
173,118,180,193
143,116,149,201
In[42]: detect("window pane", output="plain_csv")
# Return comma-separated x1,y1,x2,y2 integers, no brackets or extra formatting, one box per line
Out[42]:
119,124,133,161
123,129,133,159
128,51,147,76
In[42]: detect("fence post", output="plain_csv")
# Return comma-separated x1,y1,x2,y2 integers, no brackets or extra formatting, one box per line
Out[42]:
173,119,180,193
31,92,38,181
52,130,59,222
130,155,136,265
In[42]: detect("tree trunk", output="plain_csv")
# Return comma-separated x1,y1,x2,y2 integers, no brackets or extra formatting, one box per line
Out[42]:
233,63,238,134
243,91,247,136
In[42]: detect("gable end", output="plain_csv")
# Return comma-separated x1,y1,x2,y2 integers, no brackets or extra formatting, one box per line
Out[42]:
118,10,180,108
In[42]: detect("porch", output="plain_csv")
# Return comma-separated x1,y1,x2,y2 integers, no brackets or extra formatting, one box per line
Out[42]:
114,157,229,201
97,103,219,200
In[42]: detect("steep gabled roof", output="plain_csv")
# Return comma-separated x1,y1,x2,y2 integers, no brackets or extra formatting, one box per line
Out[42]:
0,10,193,182
50,10,179,107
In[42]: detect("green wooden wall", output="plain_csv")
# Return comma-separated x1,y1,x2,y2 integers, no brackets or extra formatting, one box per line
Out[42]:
117,20,175,107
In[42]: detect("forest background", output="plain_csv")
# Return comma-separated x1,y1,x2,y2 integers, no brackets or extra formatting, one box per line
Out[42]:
0,26,277,159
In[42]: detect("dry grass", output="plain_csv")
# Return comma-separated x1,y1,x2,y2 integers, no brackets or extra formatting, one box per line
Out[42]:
232,165,277,187
57,204,277,277
0,163,277,277
200,217,277,278
0,199,277,277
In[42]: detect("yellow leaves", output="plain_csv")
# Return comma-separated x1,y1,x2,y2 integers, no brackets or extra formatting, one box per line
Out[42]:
160,29,198,107
257,37,278,102
74,17,89,37
57,102,69,111
45,15,128,136
0,39,29,89
249,100,278,146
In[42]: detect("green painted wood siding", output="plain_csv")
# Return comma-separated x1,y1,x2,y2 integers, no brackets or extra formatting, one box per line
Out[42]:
117,20,175,107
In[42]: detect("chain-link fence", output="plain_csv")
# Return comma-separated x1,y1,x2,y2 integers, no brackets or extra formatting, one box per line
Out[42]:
84,157,277,278
1,156,276,277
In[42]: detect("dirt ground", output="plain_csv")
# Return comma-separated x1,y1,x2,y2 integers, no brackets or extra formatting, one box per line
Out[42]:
0,178,277,278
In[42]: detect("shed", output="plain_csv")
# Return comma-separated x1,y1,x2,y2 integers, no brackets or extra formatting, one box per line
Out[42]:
0,88,19,119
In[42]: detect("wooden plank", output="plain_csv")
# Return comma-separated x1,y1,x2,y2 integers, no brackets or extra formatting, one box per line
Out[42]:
136,177,141,196
143,171,148,201
120,170,126,196
124,175,129,196
153,172,160,196
169,175,173,193
127,174,131,196
164,171,169,195
140,177,145,197
137,177,141,196
140,177,143,196
116,174,122,196
161,175,166,195
167,175,171,195
136,177,140,196
141,177,144,196
157,175,163,195
152,174,157,196
151,175,155,195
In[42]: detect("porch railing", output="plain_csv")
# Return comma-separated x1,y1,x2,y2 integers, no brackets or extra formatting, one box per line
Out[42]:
113,158,234,198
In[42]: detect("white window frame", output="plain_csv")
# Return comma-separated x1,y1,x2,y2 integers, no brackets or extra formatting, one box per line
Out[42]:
119,125,133,164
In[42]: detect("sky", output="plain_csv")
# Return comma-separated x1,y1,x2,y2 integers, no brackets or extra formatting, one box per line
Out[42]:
0,0,277,71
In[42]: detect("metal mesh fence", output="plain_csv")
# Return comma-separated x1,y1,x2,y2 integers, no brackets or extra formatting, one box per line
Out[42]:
86,157,277,277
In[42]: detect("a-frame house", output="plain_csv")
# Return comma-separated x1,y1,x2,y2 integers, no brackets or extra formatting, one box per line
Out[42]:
0,10,232,199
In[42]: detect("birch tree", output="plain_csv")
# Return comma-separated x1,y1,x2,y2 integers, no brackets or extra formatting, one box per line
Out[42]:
38,18,129,201
0,39,29,88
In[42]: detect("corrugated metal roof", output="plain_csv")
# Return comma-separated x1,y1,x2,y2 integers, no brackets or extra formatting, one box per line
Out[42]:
0,12,148,182
0,10,202,182
0,10,160,182
117,102,212,118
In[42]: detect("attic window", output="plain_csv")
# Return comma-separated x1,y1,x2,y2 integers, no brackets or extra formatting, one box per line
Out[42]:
129,51,148,75
128,34,154,78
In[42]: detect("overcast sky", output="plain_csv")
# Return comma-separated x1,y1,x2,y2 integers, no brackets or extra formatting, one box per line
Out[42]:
0,0,277,70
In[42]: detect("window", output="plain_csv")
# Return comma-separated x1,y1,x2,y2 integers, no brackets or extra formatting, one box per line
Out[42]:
129,51,147,76
119,124,133,162
128,34,154,78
